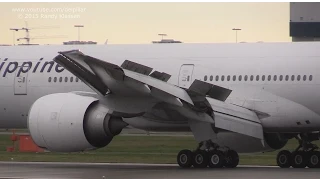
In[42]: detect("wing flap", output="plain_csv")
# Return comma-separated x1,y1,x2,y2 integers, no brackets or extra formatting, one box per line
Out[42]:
206,97,264,140
188,80,232,101
121,60,153,75
149,71,171,82
215,112,264,140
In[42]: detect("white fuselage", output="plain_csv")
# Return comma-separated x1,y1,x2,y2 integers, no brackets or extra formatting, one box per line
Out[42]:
1,42,320,131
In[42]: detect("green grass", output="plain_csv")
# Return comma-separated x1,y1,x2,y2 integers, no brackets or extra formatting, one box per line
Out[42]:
0,134,318,165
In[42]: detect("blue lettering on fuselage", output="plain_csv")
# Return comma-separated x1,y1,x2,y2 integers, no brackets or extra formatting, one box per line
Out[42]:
0,58,65,77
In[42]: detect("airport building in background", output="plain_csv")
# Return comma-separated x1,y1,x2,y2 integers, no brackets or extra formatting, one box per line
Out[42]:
63,40,97,45
290,2,320,42
152,39,182,44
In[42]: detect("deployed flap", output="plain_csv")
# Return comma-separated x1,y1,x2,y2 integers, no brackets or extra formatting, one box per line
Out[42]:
121,60,153,75
215,112,264,141
149,71,171,82
188,80,232,101
188,79,212,95
208,85,232,102
207,97,264,141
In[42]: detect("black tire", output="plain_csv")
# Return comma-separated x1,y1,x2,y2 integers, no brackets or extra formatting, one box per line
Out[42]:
225,150,239,168
192,150,209,168
208,150,225,168
177,149,193,168
307,151,320,168
276,150,292,168
292,151,307,168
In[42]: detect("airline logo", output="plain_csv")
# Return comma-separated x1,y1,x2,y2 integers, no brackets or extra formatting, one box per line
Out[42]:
0,58,64,77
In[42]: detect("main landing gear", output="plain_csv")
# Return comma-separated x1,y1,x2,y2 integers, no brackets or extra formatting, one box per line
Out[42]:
177,140,239,168
277,134,320,168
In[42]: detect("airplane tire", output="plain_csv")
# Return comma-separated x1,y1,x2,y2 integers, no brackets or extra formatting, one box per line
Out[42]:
292,151,307,168
224,150,239,168
208,150,225,168
177,149,193,168
192,150,209,168
307,151,320,168
276,150,292,168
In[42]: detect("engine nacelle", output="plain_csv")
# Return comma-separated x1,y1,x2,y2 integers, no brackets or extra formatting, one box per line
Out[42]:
28,93,128,152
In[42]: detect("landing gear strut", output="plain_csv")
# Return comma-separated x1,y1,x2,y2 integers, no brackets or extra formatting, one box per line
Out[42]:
177,140,239,168
276,133,320,168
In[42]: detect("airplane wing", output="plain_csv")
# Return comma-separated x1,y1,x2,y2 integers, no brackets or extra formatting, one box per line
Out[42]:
55,50,193,106
54,50,264,141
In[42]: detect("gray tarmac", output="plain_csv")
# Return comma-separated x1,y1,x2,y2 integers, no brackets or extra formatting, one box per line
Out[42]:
0,162,320,179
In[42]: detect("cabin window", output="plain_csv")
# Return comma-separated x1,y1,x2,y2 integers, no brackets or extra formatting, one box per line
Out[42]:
221,75,225,81
279,75,283,81
227,75,230,81
273,75,277,81
268,75,271,81
204,75,207,81
285,75,289,81
59,77,62,82
233,75,236,81
76,77,79,82
291,75,295,81
70,77,74,82
244,75,248,81
262,75,265,81
303,75,307,81
238,75,242,81
297,75,301,81
216,75,219,81
65,77,68,82
48,77,52,82
249,75,253,81
309,75,313,81
54,77,57,82
256,75,259,81
210,75,213,81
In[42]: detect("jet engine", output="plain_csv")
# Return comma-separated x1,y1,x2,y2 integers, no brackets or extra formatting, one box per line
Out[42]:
28,93,128,152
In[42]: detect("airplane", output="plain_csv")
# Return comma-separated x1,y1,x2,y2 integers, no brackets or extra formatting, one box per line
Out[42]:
1,42,320,169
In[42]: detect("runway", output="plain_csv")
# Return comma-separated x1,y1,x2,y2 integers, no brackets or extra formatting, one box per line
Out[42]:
0,162,319,179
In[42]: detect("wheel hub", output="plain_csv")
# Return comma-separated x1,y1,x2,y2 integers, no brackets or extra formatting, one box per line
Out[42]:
211,154,219,165
195,154,203,164
179,154,188,164
295,155,303,164
310,155,319,165
279,154,287,164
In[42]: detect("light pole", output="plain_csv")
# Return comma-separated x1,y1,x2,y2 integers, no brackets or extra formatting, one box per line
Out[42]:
74,25,84,41
232,28,241,43
9,28,19,46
